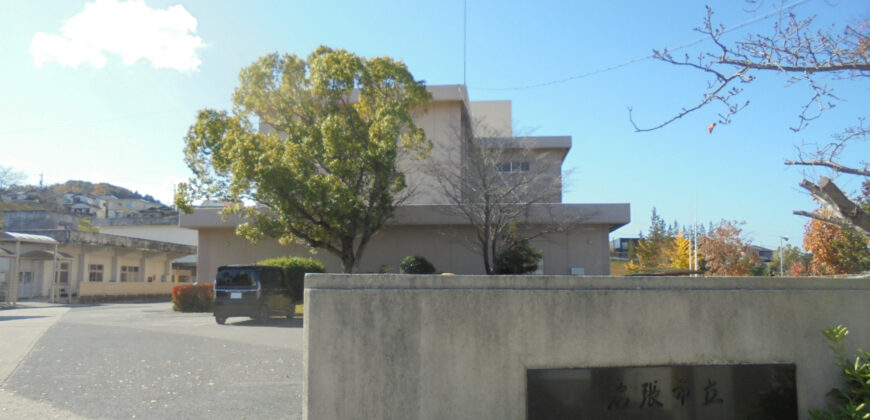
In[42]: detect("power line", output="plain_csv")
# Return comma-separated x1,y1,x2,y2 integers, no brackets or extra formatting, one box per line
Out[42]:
470,0,813,91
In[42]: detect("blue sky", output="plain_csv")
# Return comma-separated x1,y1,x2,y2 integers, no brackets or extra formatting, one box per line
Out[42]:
1,0,868,249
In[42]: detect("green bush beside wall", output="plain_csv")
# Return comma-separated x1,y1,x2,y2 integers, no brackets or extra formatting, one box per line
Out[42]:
257,257,325,303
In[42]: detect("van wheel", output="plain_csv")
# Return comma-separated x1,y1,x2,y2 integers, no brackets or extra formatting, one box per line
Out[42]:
215,316,226,325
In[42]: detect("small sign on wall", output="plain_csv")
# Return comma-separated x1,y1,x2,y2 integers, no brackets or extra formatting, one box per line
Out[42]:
527,363,796,419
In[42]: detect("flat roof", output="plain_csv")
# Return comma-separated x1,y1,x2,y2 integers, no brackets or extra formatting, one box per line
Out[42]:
179,203,631,232
9,230,196,255
479,136,571,150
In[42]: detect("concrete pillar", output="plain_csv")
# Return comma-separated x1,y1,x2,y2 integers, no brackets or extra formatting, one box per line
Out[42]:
110,251,119,282
76,248,87,293
140,254,148,282
163,256,172,283
10,241,20,305
51,244,58,303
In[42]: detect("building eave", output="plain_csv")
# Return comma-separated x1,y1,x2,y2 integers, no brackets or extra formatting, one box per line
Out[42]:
11,229,196,255
179,203,630,232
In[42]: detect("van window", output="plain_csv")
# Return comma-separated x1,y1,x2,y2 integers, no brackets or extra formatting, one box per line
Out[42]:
216,268,257,288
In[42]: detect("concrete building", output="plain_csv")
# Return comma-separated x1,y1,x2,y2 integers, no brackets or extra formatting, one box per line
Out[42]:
0,211,195,303
180,85,630,281
91,214,198,283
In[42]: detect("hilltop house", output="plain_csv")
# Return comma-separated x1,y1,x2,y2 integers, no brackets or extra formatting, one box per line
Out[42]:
180,85,630,281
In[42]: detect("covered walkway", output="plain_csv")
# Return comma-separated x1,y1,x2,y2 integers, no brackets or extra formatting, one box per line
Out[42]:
0,232,62,306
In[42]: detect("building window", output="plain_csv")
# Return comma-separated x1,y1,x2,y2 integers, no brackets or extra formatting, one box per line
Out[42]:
89,264,104,282
56,262,70,284
121,266,140,282
497,161,530,173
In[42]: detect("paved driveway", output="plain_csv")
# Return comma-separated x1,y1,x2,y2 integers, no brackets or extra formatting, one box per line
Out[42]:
0,302,303,419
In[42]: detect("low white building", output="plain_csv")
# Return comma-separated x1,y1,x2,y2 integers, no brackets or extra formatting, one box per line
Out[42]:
0,211,196,304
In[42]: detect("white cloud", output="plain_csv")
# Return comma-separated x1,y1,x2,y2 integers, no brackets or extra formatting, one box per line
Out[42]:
30,0,205,72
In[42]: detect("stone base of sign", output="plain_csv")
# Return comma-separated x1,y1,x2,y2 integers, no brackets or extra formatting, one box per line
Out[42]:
303,275,870,420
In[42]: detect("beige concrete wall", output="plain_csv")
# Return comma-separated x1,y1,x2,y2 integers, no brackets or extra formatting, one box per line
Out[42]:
401,100,466,205
78,281,174,296
193,224,613,283
304,275,870,420
469,100,512,136
489,147,564,203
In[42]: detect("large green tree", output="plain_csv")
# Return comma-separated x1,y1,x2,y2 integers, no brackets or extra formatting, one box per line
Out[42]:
177,47,431,273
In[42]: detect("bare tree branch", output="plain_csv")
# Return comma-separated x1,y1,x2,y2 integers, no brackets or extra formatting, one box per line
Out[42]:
632,3,870,238
425,119,572,274
785,160,870,176
631,5,869,132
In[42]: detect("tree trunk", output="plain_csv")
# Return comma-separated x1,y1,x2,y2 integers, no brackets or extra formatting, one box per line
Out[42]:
341,259,354,273
482,247,492,274
797,177,870,238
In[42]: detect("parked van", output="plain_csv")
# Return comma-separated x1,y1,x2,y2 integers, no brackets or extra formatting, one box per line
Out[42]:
213,265,294,325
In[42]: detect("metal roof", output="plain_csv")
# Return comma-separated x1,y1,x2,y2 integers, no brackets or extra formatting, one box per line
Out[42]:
0,231,59,245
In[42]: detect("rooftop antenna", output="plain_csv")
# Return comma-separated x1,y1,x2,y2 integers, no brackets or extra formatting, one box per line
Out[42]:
463,0,467,86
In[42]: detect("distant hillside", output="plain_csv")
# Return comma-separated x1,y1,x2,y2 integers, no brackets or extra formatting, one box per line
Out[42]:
0,201,44,211
1,180,164,214
49,180,159,203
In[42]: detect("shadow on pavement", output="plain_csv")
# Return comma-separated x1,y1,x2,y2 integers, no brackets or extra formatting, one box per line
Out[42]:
0,315,50,322
226,317,303,328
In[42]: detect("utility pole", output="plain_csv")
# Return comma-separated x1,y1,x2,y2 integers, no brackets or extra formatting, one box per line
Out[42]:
779,236,789,276
692,194,699,274
463,0,467,86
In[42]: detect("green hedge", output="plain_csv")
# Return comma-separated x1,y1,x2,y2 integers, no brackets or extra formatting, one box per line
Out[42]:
257,256,325,303
400,255,437,274
172,283,214,312
494,239,542,275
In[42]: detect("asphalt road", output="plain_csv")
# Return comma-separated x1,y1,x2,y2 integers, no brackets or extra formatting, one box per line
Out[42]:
1,302,303,419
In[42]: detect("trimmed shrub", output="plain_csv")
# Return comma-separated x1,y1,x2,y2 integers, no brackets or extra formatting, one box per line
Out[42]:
494,239,542,274
400,255,436,274
257,256,325,303
172,283,214,312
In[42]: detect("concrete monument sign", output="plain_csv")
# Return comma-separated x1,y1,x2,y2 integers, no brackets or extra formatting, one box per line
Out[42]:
303,274,870,419
527,364,796,419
